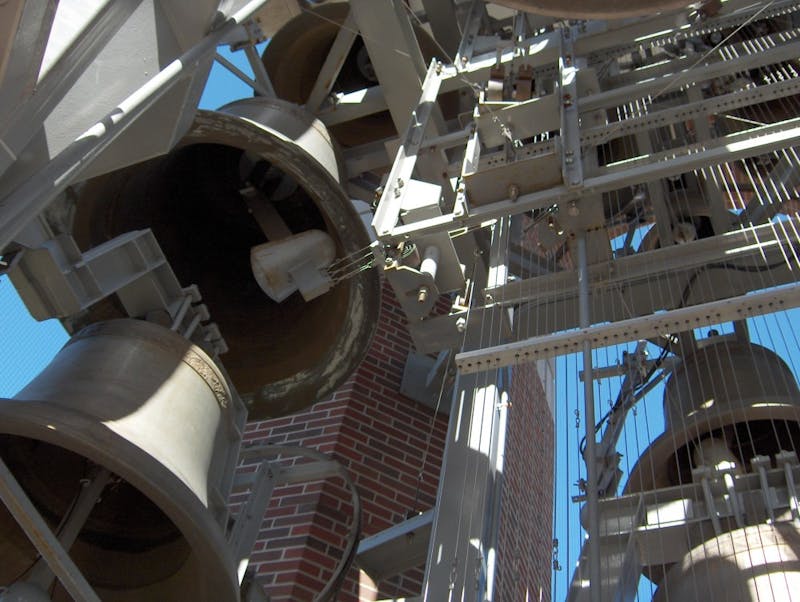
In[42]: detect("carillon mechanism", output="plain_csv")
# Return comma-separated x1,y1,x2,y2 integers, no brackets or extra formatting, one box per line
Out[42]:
3,0,800,600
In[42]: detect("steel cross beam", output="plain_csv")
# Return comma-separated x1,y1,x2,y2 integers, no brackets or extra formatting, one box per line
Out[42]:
578,0,800,64
381,119,800,243
338,23,800,179
455,283,800,373
316,0,800,127
305,11,359,113
420,0,461,59
489,219,800,307
349,0,428,132
0,0,272,252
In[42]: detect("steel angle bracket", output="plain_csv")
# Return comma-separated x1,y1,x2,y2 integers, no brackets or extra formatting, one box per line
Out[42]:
371,59,447,239
456,284,800,373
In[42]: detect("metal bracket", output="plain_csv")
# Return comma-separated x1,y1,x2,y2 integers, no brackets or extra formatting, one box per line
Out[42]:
559,27,582,189
0,456,101,602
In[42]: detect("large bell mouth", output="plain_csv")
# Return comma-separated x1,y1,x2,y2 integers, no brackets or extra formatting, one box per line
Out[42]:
71,100,380,419
0,437,190,592
653,524,800,601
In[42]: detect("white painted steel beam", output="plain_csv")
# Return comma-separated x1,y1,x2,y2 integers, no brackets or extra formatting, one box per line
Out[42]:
489,219,800,306
423,218,511,602
420,0,461,59
349,0,427,132
319,2,800,127
305,11,359,113
456,284,800,373
371,60,445,237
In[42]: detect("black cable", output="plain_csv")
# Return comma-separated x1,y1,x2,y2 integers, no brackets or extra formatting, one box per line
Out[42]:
679,258,790,308
580,343,671,456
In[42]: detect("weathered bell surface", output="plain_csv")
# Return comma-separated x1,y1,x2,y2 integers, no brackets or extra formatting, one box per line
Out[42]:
626,342,800,493
0,319,240,601
71,99,380,419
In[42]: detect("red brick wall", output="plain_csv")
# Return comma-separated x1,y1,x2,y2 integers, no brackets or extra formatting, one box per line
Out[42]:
237,284,553,601
493,364,554,602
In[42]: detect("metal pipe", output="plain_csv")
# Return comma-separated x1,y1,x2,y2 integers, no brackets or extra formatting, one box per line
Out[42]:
0,0,272,251
577,230,601,602
243,45,275,98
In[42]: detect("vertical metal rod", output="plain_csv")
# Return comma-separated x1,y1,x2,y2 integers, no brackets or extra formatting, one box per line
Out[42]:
0,456,101,602
756,463,775,523
700,474,723,535
577,231,601,602
783,461,800,522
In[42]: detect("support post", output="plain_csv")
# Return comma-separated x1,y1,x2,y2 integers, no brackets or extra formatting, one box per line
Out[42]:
577,231,601,602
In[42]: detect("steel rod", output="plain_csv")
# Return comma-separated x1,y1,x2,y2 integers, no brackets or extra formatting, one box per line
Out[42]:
577,231,601,602
456,283,800,372
215,51,270,97
0,0,272,251
28,468,112,589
